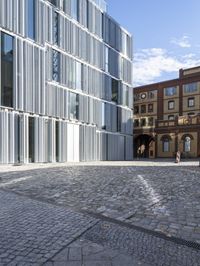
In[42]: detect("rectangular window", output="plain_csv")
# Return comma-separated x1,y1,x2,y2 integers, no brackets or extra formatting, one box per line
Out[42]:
165,87,177,96
126,86,129,107
134,94,140,102
76,61,82,90
52,49,60,82
188,97,195,107
184,83,198,93
53,11,59,45
122,31,127,56
168,115,174,120
188,112,195,117
141,105,146,113
29,117,35,162
71,0,79,21
56,121,59,162
168,101,174,110
105,46,109,72
102,102,106,130
1,32,13,108
141,118,146,127
163,140,169,152
117,107,121,132
134,106,139,114
148,104,153,112
134,119,139,127
111,79,118,103
69,92,79,120
148,117,154,126
148,90,156,99
27,0,35,40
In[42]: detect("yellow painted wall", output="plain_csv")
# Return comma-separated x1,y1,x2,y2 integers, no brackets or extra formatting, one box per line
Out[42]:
163,98,179,114
157,133,176,158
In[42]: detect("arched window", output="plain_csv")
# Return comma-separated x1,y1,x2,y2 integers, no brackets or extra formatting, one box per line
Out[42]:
181,134,193,152
184,136,191,152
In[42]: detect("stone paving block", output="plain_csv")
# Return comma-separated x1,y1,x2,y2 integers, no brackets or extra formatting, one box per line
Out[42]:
0,190,97,265
1,163,200,265
68,248,82,261
1,164,200,243
52,248,69,262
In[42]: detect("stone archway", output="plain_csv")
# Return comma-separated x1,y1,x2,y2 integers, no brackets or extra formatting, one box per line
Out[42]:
134,134,155,158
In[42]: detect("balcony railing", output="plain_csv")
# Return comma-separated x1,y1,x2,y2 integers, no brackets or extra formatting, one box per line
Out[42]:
156,114,200,128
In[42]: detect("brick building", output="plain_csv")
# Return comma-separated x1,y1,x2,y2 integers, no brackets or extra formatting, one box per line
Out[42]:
133,66,200,159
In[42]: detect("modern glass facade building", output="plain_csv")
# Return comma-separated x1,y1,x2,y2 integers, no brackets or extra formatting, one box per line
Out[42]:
0,0,133,163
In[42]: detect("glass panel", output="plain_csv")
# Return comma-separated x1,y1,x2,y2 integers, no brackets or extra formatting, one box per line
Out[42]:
168,115,174,120
71,0,79,20
141,105,146,113
27,0,35,40
1,32,13,107
184,137,191,152
148,104,153,112
141,118,146,127
53,11,59,45
188,98,194,107
168,101,174,110
111,79,118,103
134,119,139,127
69,92,79,120
76,61,82,90
148,117,153,126
121,31,127,56
165,87,177,96
105,46,109,72
29,117,35,162
101,102,106,129
56,121,59,162
52,49,60,82
163,140,169,152
184,83,198,93
148,90,155,99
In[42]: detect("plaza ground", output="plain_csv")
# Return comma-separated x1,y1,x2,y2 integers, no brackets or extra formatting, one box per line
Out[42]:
0,160,200,265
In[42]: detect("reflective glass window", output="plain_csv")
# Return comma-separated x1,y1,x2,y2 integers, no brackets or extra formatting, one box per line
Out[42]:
27,0,35,40
52,49,60,82
184,136,191,152
184,83,198,93
69,92,79,120
165,87,177,96
1,32,13,107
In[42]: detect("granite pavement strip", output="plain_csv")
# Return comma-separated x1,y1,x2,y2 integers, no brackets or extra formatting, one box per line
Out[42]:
0,161,200,265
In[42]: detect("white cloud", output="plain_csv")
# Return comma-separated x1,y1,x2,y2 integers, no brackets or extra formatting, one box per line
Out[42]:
171,35,191,48
133,48,200,86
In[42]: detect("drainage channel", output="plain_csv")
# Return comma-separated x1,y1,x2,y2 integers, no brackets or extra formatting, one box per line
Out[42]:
82,210,200,251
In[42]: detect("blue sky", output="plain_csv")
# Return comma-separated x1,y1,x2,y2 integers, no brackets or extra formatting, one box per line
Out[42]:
107,0,200,86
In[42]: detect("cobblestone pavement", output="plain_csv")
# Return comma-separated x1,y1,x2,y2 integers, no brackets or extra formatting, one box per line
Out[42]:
44,238,143,266
0,190,97,265
0,162,200,265
45,219,200,266
1,163,200,243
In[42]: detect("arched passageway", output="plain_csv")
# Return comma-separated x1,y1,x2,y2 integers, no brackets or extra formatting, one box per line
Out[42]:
134,134,155,158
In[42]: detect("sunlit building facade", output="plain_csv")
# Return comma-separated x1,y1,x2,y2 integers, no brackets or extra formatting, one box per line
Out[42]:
0,0,133,163
133,67,200,159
